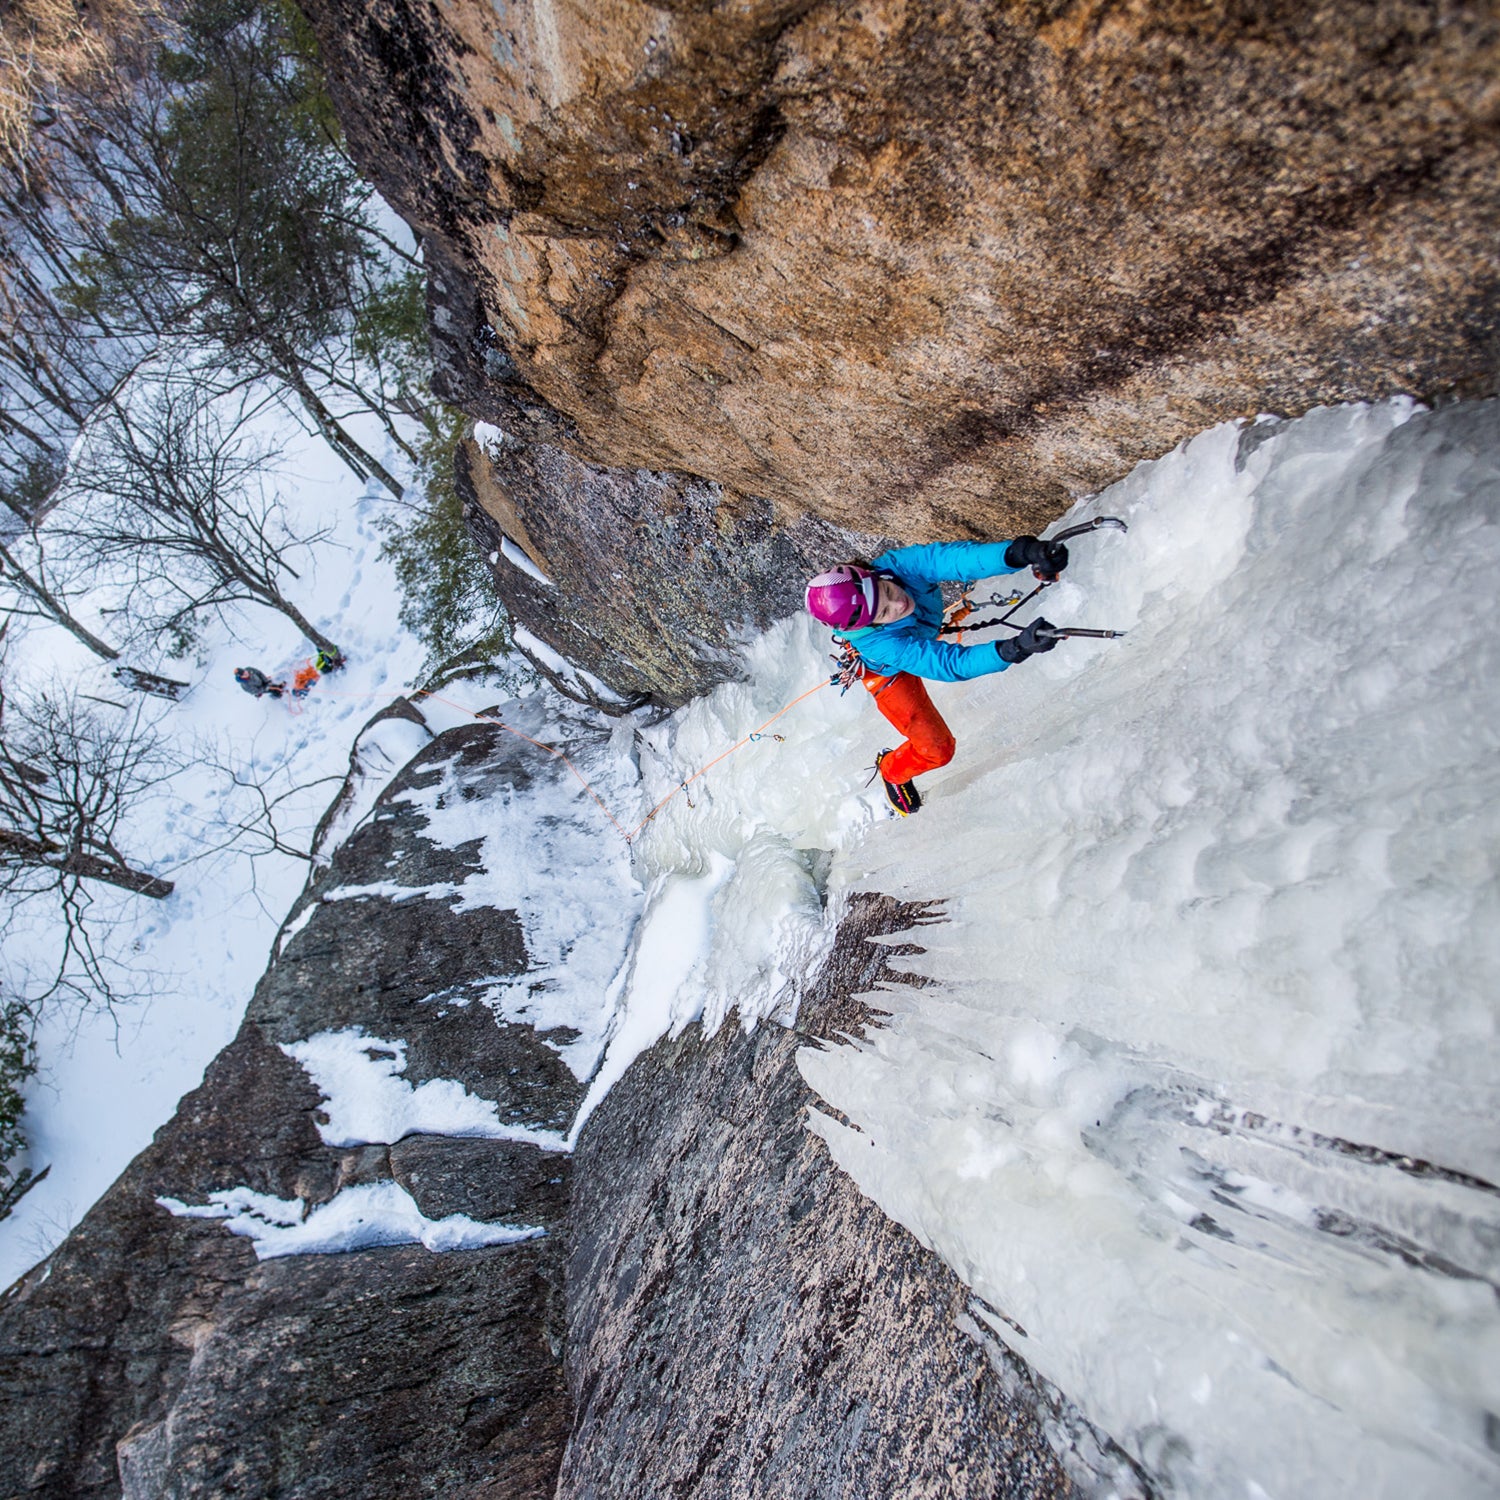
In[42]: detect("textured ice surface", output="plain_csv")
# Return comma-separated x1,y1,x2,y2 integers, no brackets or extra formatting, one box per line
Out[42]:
793,400,1500,1498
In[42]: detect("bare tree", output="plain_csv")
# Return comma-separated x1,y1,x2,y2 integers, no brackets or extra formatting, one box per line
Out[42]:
193,742,342,868
0,107,157,508
0,530,122,660
0,682,173,896
0,454,125,658
0,681,176,1015
51,381,343,658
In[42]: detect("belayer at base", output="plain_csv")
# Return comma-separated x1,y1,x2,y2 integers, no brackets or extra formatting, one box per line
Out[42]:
805,537,1069,815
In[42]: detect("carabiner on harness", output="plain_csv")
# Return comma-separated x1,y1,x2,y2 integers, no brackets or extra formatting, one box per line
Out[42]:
829,638,866,694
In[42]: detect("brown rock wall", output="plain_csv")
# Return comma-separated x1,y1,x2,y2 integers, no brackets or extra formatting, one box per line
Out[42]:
307,0,1499,699
456,434,887,703
315,0,1500,516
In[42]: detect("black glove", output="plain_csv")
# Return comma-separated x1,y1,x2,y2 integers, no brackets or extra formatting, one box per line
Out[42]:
1004,535,1069,580
995,618,1060,664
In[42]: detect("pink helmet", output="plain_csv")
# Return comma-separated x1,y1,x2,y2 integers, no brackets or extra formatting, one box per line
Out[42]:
806,565,877,629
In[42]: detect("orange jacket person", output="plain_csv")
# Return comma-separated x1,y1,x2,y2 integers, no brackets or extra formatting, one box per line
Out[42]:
805,537,1068,814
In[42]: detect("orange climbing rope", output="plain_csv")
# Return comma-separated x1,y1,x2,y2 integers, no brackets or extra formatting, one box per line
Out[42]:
371,677,834,850
624,678,830,839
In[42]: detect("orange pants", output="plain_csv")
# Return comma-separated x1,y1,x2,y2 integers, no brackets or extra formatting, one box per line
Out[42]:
863,671,956,784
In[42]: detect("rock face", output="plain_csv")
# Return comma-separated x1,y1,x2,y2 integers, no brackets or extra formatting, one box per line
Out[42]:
456,434,881,704
307,0,1499,699
0,715,581,1499
559,894,1076,1500
0,716,1076,1498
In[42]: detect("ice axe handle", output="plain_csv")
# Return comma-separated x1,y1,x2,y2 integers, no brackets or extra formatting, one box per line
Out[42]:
1037,625,1126,640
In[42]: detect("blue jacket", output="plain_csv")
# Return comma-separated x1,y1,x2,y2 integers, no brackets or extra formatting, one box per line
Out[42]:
838,540,1024,682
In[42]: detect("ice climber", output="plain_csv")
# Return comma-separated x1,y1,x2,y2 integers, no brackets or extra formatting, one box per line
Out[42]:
805,536,1069,815
234,666,286,699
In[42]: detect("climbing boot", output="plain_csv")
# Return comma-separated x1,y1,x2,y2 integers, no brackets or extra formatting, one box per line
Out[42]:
873,750,922,816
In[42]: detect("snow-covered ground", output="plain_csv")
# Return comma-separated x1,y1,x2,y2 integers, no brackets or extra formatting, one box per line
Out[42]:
5,388,1495,1498
0,403,448,1287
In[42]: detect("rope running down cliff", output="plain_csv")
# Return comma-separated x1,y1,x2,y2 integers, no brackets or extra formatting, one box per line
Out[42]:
402,679,832,848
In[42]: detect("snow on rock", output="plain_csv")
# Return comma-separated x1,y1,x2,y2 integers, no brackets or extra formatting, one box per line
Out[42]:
501,535,554,587
512,625,630,704
310,711,434,865
157,1181,542,1259
318,879,464,904
282,1028,569,1151
381,701,644,1082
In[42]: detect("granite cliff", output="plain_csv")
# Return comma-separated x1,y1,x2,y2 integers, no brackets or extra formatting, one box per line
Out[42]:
302,0,1499,699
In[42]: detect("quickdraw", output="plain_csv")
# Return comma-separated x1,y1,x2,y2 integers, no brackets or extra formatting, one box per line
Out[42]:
946,587,1027,632
940,581,1045,637
829,638,866,694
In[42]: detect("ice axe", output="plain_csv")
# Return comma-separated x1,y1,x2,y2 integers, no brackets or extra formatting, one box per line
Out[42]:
1027,515,1130,582
939,516,1130,636
1049,515,1129,544
1031,516,1128,634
